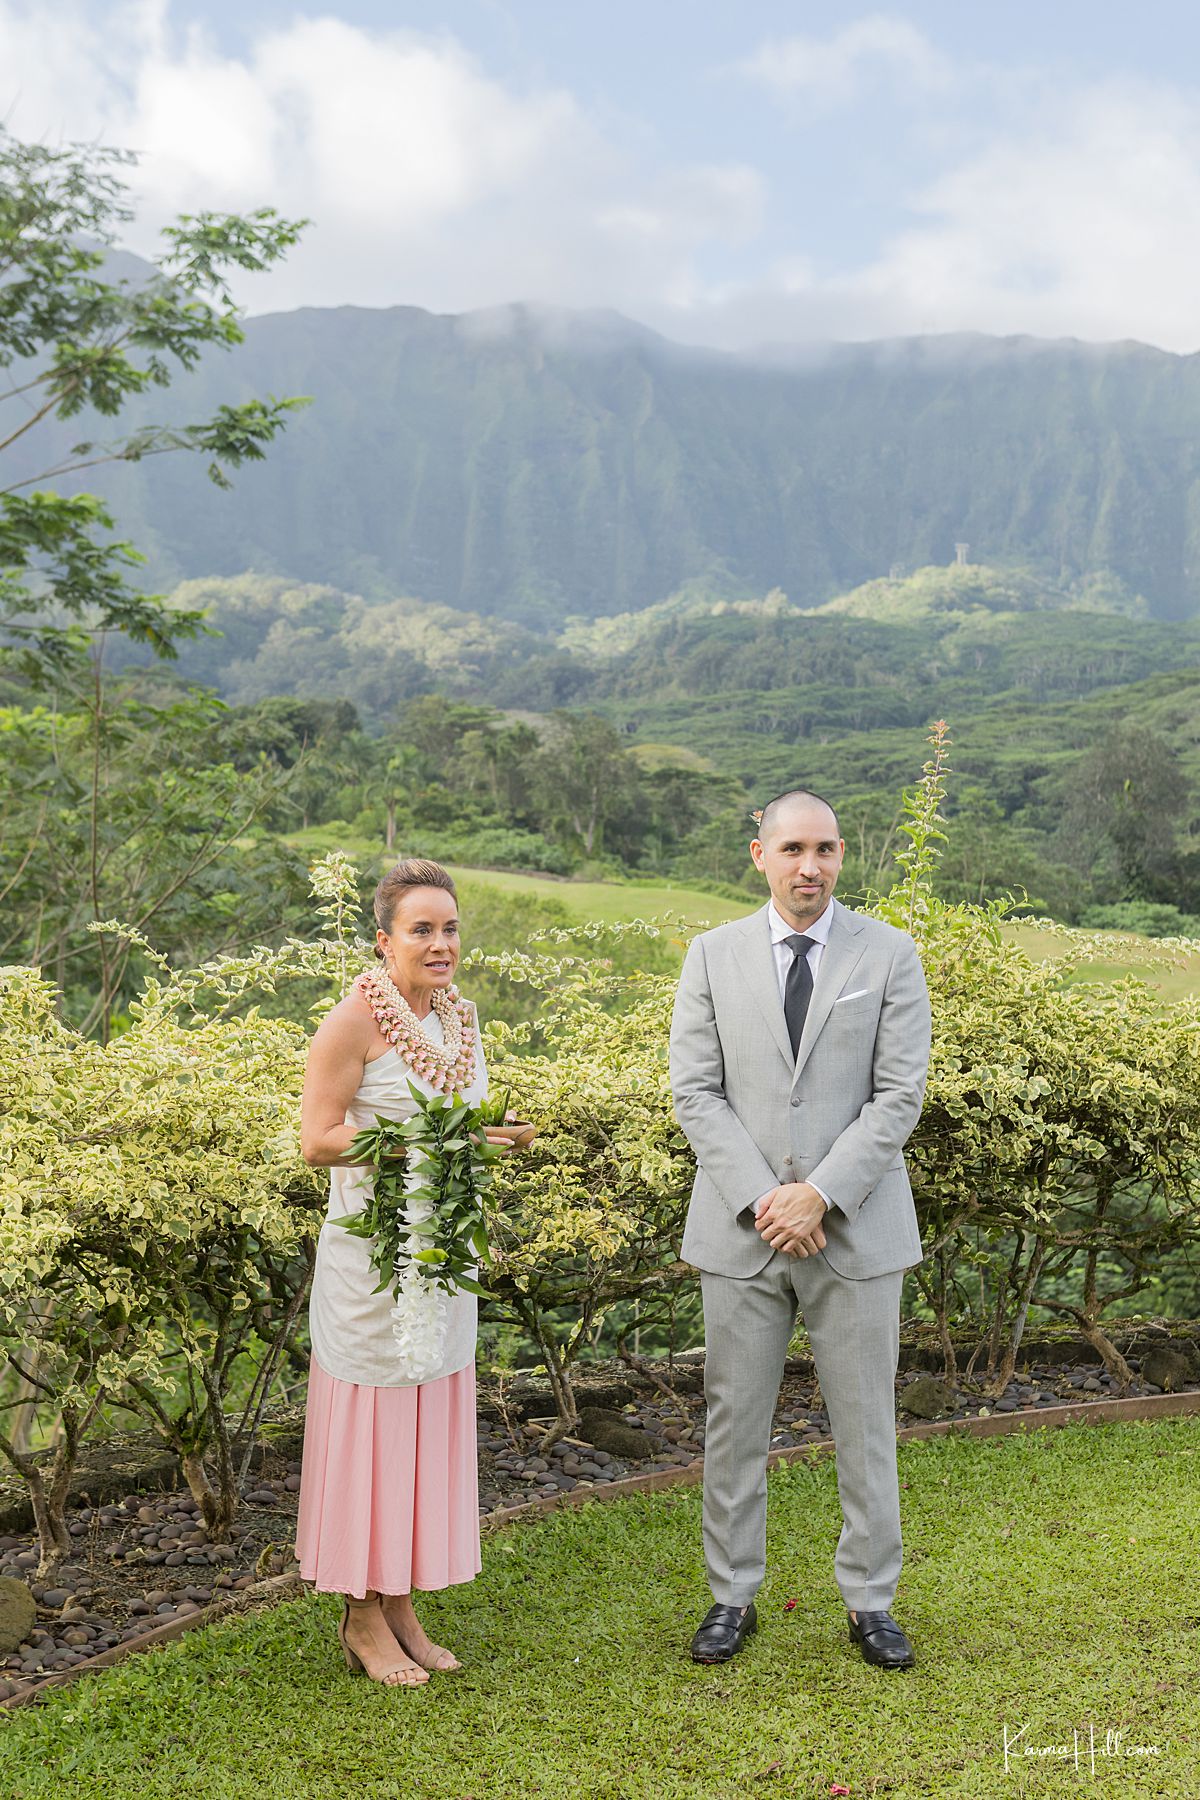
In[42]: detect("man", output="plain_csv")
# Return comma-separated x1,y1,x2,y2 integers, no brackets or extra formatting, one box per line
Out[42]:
669,788,931,1670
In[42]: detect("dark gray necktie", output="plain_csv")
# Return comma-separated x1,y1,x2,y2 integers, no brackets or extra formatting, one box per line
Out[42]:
783,933,816,1059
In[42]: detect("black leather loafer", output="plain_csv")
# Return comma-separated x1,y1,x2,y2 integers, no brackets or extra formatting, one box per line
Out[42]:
690,1601,758,1663
848,1610,915,1669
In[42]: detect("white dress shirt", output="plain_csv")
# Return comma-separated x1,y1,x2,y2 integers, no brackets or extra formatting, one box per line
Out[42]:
752,899,835,1220
767,897,834,1001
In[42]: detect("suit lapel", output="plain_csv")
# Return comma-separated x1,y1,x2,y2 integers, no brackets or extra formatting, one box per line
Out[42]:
792,900,867,1085
730,904,794,1071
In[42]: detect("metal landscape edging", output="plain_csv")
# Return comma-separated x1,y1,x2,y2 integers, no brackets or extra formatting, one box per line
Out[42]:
4,1387,1199,1712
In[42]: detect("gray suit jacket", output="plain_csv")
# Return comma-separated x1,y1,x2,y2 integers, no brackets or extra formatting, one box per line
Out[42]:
669,897,931,1281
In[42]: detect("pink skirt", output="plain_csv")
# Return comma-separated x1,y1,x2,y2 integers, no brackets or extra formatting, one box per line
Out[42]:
296,1357,481,1599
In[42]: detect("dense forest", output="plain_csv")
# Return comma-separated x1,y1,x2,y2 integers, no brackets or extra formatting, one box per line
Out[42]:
69,560,1199,974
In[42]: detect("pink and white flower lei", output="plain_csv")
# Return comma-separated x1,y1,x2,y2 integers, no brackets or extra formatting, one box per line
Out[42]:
354,966,476,1092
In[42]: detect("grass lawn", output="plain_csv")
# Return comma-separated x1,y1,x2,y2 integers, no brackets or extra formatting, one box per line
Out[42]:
446,863,754,930
3,1420,1197,1799
453,868,1199,1002
282,828,1200,997
280,830,754,930
452,870,1200,1001
1002,923,1200,1006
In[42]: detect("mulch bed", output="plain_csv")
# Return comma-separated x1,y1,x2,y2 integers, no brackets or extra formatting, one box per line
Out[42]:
2,1343,1197,1703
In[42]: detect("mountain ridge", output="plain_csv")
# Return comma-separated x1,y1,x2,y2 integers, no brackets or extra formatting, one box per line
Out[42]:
29,287,1200,623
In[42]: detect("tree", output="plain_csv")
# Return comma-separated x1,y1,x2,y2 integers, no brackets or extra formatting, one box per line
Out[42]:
455,718,541,821
1,129,306,682
530,711,642,860
1059,723,1192,901
0,131,312,1031
0,681,311,1036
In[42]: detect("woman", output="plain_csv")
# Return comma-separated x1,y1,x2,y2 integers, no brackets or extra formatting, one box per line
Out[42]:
297,858,523,1688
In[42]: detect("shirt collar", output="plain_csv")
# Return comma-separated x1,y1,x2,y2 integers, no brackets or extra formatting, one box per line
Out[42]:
768,897,836,947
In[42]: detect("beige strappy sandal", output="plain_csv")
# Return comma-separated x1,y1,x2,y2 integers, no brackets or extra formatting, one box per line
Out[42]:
338,1597,430,1687
378,1597,462,1672
404,1640,461,1674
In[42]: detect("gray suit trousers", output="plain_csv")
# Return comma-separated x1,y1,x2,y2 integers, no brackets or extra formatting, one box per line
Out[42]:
701,1251,903,1612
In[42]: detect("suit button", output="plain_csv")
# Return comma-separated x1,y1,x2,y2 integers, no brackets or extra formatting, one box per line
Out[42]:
782,1154,793,1166
790,1097,800,1108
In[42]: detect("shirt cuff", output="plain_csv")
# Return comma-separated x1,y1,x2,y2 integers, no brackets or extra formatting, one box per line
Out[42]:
810,1183,832,1214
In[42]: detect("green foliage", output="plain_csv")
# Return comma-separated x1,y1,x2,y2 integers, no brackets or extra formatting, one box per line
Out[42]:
474,938,693,1432
1081,901,1200,939
0,682,311,1036
811,560,1149,622
336,1089,499,1303
140,566,1200,918
1060,721,1194,901
408,826,573,877
0,959,323,1566
0,128,305,682
870,726,1200,1387
0,126,314,1046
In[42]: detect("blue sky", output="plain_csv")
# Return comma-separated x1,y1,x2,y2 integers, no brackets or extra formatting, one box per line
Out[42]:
5,2,1200,348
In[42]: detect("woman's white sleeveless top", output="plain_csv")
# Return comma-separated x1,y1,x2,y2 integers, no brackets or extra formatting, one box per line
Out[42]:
308,1008,487,1387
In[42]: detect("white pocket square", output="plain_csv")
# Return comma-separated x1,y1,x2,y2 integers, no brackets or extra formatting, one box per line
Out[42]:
833,987,871,1004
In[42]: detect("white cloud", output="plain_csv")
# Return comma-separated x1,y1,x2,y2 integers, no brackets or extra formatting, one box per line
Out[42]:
0,0,763,317
3,3,1200,354
739,12,952,107
651,79,1200,353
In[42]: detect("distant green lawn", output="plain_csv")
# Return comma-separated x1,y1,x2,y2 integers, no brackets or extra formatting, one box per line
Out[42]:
1003,922,1200,1006
283,828,1199,996
5,1421,1198,1799
445,863,754,929
452,869,1200,1000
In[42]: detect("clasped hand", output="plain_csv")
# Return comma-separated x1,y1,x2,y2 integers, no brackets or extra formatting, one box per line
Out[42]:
755,1181,828,1258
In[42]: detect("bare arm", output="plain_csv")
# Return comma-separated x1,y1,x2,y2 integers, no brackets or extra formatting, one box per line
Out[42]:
300,998,377,1168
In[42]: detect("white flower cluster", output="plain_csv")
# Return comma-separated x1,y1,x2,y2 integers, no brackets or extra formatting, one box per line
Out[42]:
388,1188,450,1381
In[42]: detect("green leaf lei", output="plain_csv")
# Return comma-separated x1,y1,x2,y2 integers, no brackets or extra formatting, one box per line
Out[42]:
332,1082,509,1301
